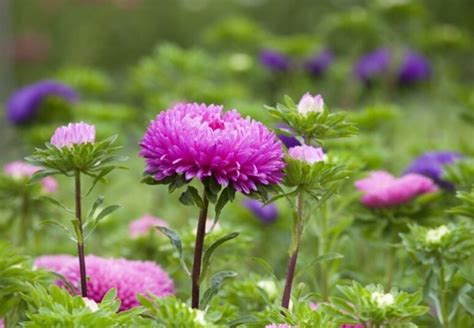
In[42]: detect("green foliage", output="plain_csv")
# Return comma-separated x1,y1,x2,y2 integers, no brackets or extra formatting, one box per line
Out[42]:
138,294,213,327
444,159,474,190
0,243,52,327
322,281,428,327
448,188,474,219
55,66,112,96
22,285,148,327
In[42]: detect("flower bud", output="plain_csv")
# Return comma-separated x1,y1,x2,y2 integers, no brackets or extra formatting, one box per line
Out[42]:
426,225,450,244
371,291,394,308
297,93,324,116
288,145,326,164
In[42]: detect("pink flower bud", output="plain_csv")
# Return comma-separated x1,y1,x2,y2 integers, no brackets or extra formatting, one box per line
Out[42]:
288,145,326,164
297,93,324,115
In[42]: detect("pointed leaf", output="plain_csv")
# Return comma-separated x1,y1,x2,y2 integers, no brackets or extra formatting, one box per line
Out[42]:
156,226,190,276
200,232,239,282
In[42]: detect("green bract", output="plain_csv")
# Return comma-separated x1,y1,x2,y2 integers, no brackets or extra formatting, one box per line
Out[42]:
26,135,126,183
267,95,358,144
400,222,474,265
322,281,428,327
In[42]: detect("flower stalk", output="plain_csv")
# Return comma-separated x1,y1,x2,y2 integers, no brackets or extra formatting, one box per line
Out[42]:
437,256,450,328
191,191,209,309
75,170,88,297
281,191,304,308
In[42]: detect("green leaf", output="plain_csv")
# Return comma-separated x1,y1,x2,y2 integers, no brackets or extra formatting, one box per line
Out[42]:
214,187,234,224
94,205,121,222
200,271,237,308
200,232,239,282
179,186,203,208
34,196,75,215
156,226,190,276
296,253,344,279
87,195,104,222
84,166,115,196
40,219,76,242
28,169,60,185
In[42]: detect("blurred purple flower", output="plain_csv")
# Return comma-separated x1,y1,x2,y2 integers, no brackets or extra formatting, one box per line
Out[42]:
354,48,391,83
259,49,291,72
35,254,174,311
305,49,334,77
6,80,78,124
398,51,432,84
404,151,463,189
243,199,278,224
276,124,300,149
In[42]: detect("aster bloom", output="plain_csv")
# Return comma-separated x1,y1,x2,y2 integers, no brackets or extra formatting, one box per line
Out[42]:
355,171,438,208
259,49,291,72
128,215,169,238
276,123,301,149
288,145,326,164
354,48,391,83
6,80,78,124
297,93,324,116
398,51,431,85
404,151,462,189
305,49,334,77
35,255,174,311
50,122,96,148
140,103,285,194
4,161,58,193
243,199,278,224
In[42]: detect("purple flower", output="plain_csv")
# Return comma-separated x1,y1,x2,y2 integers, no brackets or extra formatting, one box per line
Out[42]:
35,255,175,311
354,48,391,83
259,49,291,72
6,80,78,124
128,215,168,238
140,103,285,194
398,51,431,84
404,151,463,189
243,199,278,224
50,122,96,148
288,145,326,164
355,171,438,208
305,49,334,77
276,123,300,149
4,160,58,193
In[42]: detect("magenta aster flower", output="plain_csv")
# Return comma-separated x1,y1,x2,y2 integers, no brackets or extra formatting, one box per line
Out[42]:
140,103,285,194
4,160,58,193
6,80,78,124
35,255,174,311
355,171,438,208
288,145,326,164
128,215,169,238
50,122,96,148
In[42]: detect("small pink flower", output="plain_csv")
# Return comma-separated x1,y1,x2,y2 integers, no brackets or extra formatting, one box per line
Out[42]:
310,302,318,310
50,122,96,149
355,171,438,208
288,145,326,164
297,93,324,115
128,215,168,238
3,161,58,193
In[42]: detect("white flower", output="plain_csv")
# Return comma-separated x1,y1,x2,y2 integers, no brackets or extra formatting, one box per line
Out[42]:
371,291,394,308
83,297,99,312
426,225,450,244
194,310,207,326
297,93,324,116
257,280,277,298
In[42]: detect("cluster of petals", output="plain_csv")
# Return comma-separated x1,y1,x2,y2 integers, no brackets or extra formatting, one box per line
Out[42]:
140,103,285,194
3,161,58,193
35,254,174,311
288,145,326,164
297,93,324,115
128,215,168,238
355,171,438,208
50,122,96,148
6,80,78,124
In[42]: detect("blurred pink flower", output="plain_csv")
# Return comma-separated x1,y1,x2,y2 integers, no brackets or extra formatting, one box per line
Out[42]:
355,171,438,208
4,161,58,193
288,145,326,164
128,215,168,238
35,254,174,311
50,122,96,148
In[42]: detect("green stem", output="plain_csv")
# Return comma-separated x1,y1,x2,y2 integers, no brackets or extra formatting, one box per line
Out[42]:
191,190,209,309
319,203,329,300
438,257,449,328
75,170,88,297
281,192,304,309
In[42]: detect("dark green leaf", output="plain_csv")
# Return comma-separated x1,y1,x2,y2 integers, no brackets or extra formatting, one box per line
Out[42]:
156,226,190,276
200,232,239,282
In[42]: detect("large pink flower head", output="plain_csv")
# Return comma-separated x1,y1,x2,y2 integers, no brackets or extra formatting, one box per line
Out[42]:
355,171,438,208
140,103,285,194
3,160,58,193
128,215,168,238
50,122,96,148
35,255,174,311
